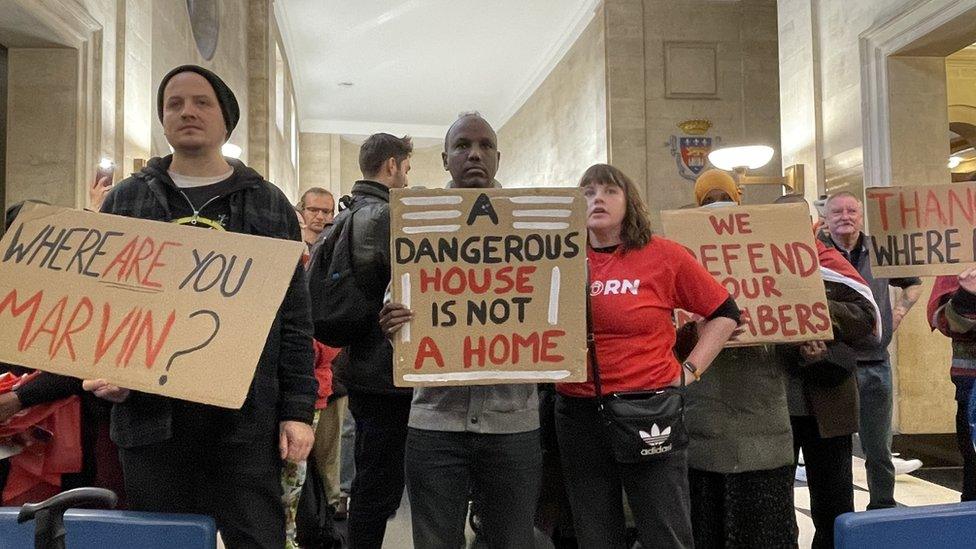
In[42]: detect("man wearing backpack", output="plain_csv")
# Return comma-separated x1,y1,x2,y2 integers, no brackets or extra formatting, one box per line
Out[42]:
380,113,544,549
312,133,413,549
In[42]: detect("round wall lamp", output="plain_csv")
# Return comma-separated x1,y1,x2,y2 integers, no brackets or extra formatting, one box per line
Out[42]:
707,145,804,194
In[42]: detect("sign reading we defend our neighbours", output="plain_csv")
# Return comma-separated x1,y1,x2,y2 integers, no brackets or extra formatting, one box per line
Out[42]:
390,188,588,387
661,203,832,345
0,205,306,408
864,182,976,277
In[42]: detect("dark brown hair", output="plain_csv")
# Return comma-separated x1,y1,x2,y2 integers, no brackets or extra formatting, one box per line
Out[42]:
577,164,653,250
359,133,413,178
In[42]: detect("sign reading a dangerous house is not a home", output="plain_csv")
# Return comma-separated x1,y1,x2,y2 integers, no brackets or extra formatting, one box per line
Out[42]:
389,188,588,387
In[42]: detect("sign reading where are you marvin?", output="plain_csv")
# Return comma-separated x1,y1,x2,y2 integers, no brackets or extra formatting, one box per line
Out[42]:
0,205,306,408
390,188,588,387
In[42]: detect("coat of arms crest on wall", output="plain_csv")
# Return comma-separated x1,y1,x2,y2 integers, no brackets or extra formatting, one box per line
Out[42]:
669,120,720,181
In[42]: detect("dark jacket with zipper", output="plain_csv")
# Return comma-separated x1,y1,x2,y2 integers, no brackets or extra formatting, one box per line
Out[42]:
782,280,878,438
99,155,316,448
818,232,921,362
330,180,410,395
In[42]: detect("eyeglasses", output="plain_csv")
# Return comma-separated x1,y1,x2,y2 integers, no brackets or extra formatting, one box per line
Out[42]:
303,207,334,216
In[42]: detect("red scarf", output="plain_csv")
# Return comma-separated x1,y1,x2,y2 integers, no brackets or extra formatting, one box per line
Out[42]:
927,276,960,332
816,239,882,339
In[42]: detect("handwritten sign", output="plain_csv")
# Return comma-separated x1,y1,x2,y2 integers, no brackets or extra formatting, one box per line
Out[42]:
0,205,306,408
661,203,832,345
865,183,976,277
390,188,587,387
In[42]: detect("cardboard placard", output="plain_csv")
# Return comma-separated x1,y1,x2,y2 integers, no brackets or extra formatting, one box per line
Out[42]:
0,205,306,408
864,183,976,277
661,203,832,345
390,188,588,387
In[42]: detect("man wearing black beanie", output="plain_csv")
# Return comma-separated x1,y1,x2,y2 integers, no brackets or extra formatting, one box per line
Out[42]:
83,65,316,549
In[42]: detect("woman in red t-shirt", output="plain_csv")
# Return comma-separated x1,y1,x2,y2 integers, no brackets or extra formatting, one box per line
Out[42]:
555,164,739,549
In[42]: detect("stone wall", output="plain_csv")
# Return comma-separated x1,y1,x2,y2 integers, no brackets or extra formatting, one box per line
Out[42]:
3,0,299,208
298,131,339,198
495,9,607,188
5,48,78,206
603,0,782,228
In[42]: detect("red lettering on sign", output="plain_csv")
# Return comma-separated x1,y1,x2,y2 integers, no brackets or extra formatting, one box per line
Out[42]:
51,297,94,360
746,243,767,274
540,330,565,363
868,191,896,231
118,309,177,368
415,336,445,369
0,289,44,351
899,191,920,231
94,304,140,365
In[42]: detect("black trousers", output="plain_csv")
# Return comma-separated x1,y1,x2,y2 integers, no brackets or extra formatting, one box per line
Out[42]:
791,415,853,549
405,427,543,549
688,466,797,549
120,429,283,549
555,395,693,549
955,399,976,501
347,390,412,549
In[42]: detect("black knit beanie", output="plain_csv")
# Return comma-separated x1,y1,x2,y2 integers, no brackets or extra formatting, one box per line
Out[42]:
157,64,240,138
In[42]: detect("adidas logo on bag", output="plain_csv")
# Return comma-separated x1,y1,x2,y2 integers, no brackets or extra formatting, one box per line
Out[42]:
639,424,671,446
638,424,673,456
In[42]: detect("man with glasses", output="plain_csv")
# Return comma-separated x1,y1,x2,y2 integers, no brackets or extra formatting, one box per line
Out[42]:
298,188,335,246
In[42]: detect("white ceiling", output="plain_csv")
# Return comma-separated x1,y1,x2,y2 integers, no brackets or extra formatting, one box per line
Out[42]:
275,0,601,138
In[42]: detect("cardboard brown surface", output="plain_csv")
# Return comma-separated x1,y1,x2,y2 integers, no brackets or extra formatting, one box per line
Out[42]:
661,203,832,345
864,183,976,277
0,205,306,408
390,188,588,387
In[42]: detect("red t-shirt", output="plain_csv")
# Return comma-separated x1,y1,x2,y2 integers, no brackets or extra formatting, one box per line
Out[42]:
557,237,729,397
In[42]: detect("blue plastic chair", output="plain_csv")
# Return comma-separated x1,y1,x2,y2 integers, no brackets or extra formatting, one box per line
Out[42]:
835,502,976,548
0,507,216,549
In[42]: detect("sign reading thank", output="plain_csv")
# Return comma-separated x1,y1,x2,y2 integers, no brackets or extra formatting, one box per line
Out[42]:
661,203,832,345
864,183,976,277
390,188,587,387
0,205,306,408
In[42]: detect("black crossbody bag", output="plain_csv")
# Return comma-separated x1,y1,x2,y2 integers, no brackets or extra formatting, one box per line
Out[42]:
587,297,688,463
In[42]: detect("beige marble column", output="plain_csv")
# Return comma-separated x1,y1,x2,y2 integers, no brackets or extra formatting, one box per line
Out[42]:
603,0,647,200
247,0,271,176
777,0,823,200
121,0,152,173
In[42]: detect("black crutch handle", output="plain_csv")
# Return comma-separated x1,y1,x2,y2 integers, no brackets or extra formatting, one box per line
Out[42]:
17,487,118,549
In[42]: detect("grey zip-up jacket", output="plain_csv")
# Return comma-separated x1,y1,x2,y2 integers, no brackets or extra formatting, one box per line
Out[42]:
408,179,540,434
